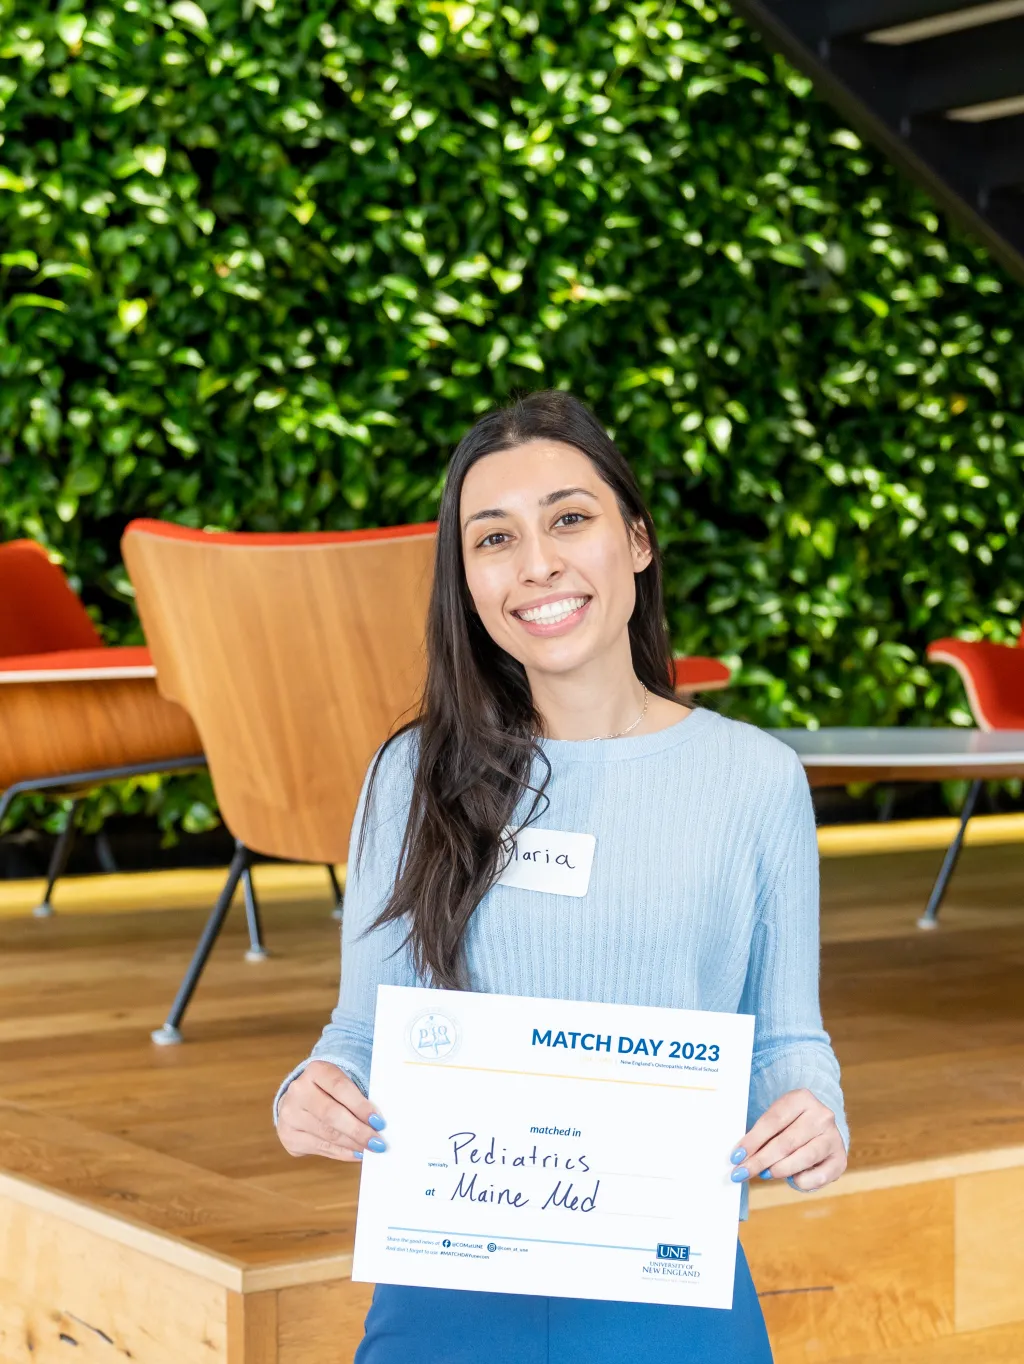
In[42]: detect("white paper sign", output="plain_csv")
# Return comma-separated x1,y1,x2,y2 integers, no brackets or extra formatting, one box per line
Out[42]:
352,985,755,1310
495,827,596,897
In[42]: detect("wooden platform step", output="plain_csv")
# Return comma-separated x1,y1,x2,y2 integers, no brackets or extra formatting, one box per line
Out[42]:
3,1110,1023,1363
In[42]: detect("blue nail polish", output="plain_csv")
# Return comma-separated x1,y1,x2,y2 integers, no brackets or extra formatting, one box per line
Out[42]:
367,1136,387,1154
730,1166,750,1183
758,1170,772,1180
787,1175,809,1192
730,1148,747,1164
352,1151,363,1161
368,1113,387,1132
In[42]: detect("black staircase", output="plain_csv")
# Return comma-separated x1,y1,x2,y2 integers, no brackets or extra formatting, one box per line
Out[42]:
730,1,1024,282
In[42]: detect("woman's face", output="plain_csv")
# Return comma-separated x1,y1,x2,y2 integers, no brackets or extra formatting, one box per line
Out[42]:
459,439,651,678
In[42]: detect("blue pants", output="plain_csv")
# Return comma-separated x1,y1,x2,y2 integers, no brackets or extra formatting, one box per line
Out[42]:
354,1241,772,1364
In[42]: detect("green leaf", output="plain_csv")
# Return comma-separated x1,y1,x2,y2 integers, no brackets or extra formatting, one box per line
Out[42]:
135,145,166,177
706,415,732,453
170,1,209,32
856,292,890,319
491,268,523,294
830,128,862,151
37,262,93,281
508,350,545,373
173,347,205,367
110,87,149,114
118,298,148,330
7,294,67,312
56,13,88,47
65,464,104,496
0,167,28,193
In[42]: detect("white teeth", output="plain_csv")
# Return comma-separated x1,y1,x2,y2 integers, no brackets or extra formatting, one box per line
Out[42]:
516,596,588,624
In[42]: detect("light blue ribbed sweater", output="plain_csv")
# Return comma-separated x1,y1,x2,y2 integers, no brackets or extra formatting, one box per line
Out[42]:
274,705,850,1195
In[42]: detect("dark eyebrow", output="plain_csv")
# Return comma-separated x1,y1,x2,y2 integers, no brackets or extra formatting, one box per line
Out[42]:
541,486,599,507
462,507,507,530
462,487,599,532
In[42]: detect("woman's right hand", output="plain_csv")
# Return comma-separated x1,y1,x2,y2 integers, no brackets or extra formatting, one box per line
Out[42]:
276,1060,386,1162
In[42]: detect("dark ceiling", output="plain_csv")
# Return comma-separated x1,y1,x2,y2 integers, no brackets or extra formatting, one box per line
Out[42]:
729,0,1024,282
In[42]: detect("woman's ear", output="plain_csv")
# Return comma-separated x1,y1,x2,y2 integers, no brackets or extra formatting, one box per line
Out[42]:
629,519,653,574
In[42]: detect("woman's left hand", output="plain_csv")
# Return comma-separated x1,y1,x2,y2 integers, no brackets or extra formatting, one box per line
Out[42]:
729,1089,847,1191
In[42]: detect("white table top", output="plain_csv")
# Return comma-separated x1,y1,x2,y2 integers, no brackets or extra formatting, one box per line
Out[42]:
0,665,157,684
767,727,1024,768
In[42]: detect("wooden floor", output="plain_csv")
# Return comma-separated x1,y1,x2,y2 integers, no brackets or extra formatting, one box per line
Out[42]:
1,841,1022,1362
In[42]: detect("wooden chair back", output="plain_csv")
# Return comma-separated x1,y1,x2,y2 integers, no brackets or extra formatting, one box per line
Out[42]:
121,521,436,863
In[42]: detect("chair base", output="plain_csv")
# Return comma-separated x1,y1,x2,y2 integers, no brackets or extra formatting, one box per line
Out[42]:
916,778,983,930
151,1024,184,1046
32,901,55,919
244,946,269,962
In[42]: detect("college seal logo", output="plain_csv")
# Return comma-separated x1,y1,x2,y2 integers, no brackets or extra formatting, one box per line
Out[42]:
408,1011,460,1061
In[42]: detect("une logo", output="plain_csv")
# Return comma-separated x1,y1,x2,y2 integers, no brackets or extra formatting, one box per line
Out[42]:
442,1239,452,1248
410,1011,460,1060
657,1243,690,1261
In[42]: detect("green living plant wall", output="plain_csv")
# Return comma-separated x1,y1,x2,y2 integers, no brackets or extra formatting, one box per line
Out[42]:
1,0,1023,841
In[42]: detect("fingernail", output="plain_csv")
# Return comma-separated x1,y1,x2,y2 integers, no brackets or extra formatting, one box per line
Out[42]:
787,1175,809,1193
352,1151,363,1161
758,1170,772,1180
731,1166,750,1183
730,1148,747,1164
368,1113,387,1132
367,1136,387,1154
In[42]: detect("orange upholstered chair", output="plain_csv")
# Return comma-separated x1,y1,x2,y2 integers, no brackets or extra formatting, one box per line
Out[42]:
121,519,436,1043
918,628,1024,927
926,634,1024,732
0,540,204,914
671,655,731,696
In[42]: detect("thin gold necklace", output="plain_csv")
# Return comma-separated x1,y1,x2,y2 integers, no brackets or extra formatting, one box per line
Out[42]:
588,686,649,741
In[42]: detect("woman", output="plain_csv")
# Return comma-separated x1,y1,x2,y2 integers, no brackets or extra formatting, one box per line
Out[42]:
275,390,849,1363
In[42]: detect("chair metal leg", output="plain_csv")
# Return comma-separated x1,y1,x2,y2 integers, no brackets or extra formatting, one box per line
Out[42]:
94,828,118,873
2,757,206,905
33,801,79,918
917,779,982,930
241,857,268,962
151,841,251,1045
327,863,344,921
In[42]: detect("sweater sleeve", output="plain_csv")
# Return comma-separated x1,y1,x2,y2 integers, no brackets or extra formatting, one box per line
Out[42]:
271,735,418,1125
738,745,850,1153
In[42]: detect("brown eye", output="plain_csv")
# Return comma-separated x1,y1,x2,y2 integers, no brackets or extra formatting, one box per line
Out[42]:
478,531,510,548
555,512,588,528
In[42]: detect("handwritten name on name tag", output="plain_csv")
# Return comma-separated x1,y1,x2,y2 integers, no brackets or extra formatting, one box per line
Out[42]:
495,827,596,898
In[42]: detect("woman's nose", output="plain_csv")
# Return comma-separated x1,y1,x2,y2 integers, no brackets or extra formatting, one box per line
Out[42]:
518,533,562,583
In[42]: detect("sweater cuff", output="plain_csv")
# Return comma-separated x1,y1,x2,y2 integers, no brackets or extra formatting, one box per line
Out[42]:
749,1050,850,1155
271,1054,369,1127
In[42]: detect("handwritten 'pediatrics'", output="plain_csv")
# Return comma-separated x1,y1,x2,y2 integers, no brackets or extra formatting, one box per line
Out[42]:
438,1131,599,1215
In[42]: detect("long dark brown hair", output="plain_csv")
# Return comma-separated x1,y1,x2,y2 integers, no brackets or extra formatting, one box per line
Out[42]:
365,390,677,988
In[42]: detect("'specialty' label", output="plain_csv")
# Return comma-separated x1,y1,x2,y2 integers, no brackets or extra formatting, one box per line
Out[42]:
495,826,596,898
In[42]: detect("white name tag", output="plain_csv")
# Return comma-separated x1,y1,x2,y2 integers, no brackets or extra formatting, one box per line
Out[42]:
495,826,596,898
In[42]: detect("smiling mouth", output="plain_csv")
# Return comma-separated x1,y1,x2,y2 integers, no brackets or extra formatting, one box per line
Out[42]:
512,595,591,626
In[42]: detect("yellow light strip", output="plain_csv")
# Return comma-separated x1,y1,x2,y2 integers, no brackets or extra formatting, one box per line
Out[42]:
947,92,1024,122
867,1,1024,45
